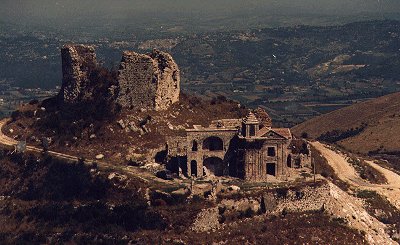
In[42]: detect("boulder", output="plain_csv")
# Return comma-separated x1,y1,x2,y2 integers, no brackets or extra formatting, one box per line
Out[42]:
95,154,105,160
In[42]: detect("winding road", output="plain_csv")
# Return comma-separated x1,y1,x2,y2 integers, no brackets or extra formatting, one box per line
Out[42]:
0,119,91,162
2,118,400,205
0,119,168,184
311,141,400,209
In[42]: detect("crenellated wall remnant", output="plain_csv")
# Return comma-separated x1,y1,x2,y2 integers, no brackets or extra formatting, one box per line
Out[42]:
59,45,180,111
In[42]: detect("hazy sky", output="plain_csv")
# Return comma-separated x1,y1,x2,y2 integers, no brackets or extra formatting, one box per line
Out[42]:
1,0,400,27
2,0,400,17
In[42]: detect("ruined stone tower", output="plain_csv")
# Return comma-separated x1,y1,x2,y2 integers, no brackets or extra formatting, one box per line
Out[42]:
59,44,97,103
117,49,180,111
59,44,180,111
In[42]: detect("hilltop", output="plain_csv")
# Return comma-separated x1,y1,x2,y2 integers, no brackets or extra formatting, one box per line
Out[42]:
292,91,400,155
2,44,248,163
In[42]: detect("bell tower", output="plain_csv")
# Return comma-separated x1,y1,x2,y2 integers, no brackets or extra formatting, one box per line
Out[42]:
242,111,260,138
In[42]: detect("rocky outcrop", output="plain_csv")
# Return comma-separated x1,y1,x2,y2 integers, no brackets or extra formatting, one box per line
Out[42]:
117,49,180,111
59,44,180,111
59,44,97,103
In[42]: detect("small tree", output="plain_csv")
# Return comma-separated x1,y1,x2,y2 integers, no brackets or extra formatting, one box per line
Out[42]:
301,132,308,139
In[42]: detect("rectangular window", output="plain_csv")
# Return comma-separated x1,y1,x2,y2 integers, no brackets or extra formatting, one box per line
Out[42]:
249,125,256,136
267,147,276,157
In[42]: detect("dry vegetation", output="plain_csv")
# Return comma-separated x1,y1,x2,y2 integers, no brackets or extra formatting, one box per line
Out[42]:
292,91,400,155
0,149,369,244
3,94,247,164
356,190,400,242
347,156,387,184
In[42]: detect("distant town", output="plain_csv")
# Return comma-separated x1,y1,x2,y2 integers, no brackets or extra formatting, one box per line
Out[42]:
0,80,58,118
1,20,400,127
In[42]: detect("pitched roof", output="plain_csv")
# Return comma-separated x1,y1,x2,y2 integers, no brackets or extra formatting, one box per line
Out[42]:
271,128,292,139
257,127,292,139
243,111,259,124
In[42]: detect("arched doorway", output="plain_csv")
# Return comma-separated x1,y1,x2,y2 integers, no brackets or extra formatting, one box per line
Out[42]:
203,157,224,176
266,163,276,176
202,137,223,151
190,160,198,177
287,155,292,168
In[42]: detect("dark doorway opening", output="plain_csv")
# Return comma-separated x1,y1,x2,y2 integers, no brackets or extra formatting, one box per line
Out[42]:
167,156,187,175
295,158,301,168
203,157,224,176
287,155,292,168
190,160,197,177
267,163,276,176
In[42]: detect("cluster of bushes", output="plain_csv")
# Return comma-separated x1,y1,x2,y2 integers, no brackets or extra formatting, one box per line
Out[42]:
1,153,109,201
356,190,400,237
210,95,228,105
317,124,366,143
347,157,387,184
290,139,310,155
30,202,166,232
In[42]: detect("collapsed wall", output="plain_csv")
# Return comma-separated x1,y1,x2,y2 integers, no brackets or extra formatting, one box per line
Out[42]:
59,44,97,103
59,45,180,111
117,49,180,111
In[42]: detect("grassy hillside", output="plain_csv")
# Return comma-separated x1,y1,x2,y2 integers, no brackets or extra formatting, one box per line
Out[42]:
292,91,400,154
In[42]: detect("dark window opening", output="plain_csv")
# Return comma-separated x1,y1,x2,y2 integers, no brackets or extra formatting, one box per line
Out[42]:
203,137,223,151
267,147,276,157
249,125,256,136
203,157,224,176
192,140,198,151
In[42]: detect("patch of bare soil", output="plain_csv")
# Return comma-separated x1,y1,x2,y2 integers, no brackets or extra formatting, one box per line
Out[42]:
311,141,400,210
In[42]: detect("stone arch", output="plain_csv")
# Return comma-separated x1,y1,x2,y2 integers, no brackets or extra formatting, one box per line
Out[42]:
192,140,198,151
190,160,198,177
202,136,223,151
203,157,224,176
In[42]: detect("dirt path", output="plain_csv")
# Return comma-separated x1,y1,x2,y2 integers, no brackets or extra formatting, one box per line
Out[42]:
311,141,400,209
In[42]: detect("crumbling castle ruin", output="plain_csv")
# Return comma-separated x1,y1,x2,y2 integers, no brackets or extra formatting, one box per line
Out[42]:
59,44,180,111
59,45,98,103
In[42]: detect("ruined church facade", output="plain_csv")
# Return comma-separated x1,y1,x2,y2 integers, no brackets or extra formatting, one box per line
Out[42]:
168,111,307,182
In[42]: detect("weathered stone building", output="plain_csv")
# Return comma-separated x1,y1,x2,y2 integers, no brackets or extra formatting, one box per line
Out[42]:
59,44,180,111
168,110,309,182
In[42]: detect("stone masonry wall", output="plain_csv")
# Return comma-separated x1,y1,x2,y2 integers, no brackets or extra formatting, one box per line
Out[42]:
59,44,180,111
59,44,97,103
117,49,180,111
